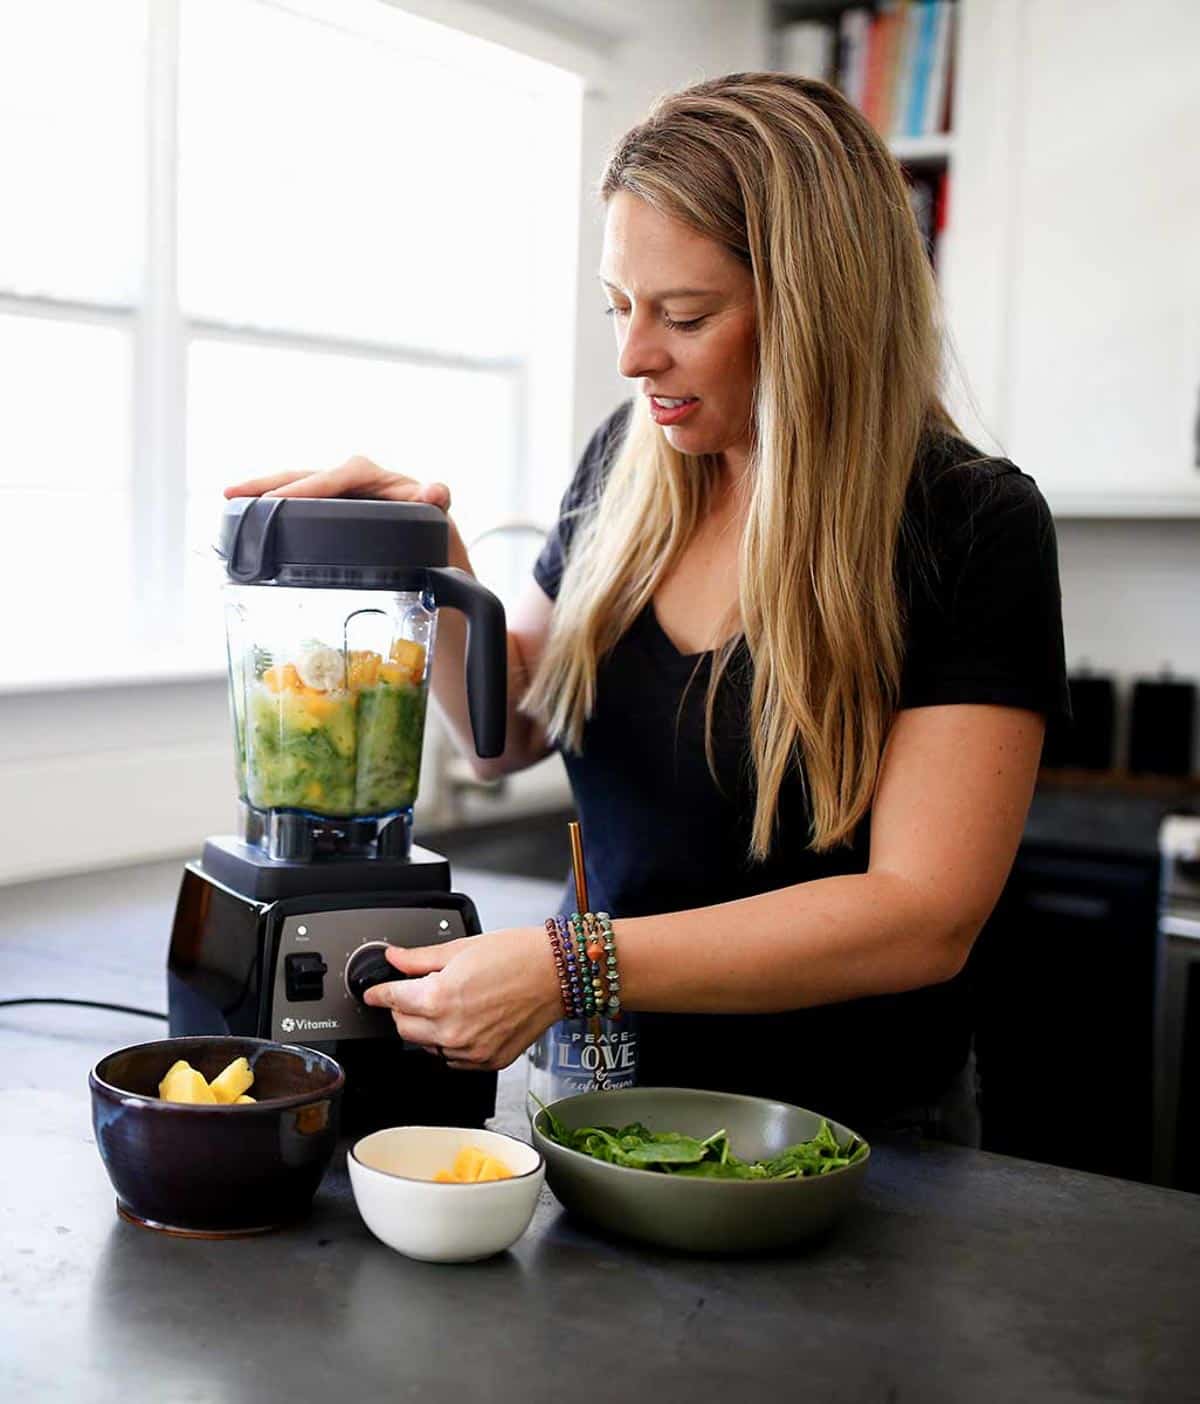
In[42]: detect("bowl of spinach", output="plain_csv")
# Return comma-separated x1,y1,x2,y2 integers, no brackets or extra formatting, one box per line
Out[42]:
530,1086,869,1253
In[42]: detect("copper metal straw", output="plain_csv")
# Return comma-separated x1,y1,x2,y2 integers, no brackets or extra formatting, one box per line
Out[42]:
568,820,588,913
567,820,603,1074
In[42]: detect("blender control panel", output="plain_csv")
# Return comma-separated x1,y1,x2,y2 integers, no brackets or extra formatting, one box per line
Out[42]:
268,906,469,1043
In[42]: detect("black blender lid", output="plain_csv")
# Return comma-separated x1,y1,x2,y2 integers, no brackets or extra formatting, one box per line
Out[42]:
218,497,449,587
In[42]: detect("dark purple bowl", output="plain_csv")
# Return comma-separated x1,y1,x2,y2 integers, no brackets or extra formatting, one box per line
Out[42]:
89,1036,344,1236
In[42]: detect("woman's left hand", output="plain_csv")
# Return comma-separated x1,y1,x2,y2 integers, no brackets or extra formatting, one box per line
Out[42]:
361,926,562,1070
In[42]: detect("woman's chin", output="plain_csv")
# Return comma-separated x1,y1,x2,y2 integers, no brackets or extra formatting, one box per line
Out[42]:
659,420,715,455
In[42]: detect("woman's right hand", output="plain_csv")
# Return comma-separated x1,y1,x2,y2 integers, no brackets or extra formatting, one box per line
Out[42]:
224,454,451,512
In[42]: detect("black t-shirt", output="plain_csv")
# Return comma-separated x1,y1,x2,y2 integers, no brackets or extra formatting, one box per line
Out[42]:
533,401,1070,1128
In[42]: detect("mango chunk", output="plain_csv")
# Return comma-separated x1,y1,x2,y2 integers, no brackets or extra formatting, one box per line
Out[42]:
158,1061,218,1104
377,661,411,687
432,1145,514,1182
209,1056,254,1104
235,1094,256,1104
389,639,426,675
262,662,306,694
348,650,382,690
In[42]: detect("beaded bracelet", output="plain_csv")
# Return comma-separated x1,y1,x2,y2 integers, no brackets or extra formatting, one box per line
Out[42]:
548,915,584,1018
544,911,622,1020
543,918,575,1019
558,915,586,1017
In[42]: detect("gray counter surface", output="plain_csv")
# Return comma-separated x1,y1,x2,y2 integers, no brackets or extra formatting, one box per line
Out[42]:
3,860,1198,1403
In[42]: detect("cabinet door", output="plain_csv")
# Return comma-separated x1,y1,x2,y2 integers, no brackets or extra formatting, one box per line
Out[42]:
948,0,1200,515
972,844,1159,1182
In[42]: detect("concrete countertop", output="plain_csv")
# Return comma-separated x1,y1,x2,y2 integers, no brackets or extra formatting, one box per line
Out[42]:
2,859,1198,1403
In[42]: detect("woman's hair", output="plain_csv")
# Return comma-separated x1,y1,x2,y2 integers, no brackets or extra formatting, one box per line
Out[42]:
523,72,957,858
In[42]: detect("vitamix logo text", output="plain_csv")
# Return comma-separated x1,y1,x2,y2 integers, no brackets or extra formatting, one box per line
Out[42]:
281,1016,338,1033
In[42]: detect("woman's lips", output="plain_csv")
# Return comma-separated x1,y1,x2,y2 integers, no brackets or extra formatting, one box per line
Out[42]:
648,395,700,426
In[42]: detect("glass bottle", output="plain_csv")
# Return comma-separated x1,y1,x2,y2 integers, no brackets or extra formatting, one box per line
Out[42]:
526,1012,639,1112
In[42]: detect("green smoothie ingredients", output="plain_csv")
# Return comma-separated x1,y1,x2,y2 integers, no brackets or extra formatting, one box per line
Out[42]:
240,639,428,817
534,1099,868,1179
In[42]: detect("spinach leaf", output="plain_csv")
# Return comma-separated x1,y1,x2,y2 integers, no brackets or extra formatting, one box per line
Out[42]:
528,1093,866,1181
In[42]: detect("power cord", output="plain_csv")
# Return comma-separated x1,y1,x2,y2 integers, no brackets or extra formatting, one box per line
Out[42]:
0,997,167,1021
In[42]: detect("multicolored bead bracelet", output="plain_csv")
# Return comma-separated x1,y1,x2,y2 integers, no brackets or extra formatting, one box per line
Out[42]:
544,911,621,1020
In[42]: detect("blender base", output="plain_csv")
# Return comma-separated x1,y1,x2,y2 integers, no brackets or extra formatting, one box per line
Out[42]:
167,845,498,1135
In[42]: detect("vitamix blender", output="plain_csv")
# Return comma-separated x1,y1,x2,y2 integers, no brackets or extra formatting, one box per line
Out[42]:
168,496,506,1134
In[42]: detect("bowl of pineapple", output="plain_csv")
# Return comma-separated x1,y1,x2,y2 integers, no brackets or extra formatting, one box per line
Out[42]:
89,1036,344,1236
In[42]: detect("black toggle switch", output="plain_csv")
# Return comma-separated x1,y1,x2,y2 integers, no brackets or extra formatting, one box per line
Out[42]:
284,951,328,1002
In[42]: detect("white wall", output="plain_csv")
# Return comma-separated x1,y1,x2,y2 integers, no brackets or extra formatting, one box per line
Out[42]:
1056,520,1200,768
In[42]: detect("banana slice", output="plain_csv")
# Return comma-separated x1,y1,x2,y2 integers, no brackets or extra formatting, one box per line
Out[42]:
295,644,345,692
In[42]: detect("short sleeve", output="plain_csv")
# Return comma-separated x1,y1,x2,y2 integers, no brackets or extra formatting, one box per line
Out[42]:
899,462,1072,721
533,401,632,601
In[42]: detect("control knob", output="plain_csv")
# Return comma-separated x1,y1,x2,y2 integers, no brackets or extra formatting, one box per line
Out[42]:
344,942,406,1003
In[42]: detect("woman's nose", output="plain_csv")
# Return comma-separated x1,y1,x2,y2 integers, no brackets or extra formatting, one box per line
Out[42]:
616,310,671,381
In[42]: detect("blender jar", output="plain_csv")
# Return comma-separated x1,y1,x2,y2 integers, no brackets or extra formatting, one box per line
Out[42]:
227,584,435,828
218,496,506,862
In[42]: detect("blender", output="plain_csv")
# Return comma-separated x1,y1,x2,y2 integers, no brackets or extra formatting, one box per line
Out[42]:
168,496,506,1134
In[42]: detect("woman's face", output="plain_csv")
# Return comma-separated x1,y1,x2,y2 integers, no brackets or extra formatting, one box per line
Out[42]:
600,191,757,467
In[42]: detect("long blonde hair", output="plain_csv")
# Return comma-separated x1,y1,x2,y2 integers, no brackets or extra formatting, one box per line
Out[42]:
524,73,957,858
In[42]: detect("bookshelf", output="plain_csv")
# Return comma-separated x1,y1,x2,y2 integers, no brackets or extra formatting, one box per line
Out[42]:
771,0,1200,516
770,3,957,154
888,131,954,164
769,2,959,269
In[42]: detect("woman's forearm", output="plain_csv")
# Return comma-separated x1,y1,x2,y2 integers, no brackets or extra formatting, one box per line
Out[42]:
616,872,974,1015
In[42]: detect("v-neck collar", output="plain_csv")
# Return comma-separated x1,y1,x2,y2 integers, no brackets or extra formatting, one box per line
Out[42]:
636,602,745,667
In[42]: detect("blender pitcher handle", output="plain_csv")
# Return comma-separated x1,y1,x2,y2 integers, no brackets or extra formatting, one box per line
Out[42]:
425,567,507,758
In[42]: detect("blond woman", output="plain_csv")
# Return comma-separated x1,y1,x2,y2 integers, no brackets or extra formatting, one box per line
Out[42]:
230,74,1068,1141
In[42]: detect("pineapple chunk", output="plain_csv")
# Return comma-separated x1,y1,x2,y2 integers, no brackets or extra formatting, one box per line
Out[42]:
209,1056,254,1104
235,1094,256,1104
158,1060,218,1104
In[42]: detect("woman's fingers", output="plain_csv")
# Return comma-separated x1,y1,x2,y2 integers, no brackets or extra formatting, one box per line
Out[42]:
363,974,435,1016
385,939,467,978
224,456,451,509
224,468,314,499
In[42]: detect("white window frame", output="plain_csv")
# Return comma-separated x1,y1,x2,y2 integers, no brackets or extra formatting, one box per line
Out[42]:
0,0,581,692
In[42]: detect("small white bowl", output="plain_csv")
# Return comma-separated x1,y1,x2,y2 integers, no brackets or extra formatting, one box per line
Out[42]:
348,1125,544,1263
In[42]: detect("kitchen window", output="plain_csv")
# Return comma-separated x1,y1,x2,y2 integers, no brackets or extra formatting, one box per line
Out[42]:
0,0,582,689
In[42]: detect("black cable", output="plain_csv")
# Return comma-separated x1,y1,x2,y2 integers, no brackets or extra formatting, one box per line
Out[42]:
0,997,168,1021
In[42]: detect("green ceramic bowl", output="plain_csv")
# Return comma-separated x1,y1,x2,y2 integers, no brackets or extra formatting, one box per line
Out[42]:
531,1086,869,1254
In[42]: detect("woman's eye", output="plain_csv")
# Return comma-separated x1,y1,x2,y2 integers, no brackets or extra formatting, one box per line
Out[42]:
663,314,706,332
604,305,629,319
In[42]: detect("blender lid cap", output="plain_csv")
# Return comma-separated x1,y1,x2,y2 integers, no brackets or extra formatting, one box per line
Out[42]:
217,497,449,586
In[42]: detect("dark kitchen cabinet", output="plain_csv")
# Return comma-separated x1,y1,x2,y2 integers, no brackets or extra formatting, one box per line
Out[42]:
970,842,1159,1183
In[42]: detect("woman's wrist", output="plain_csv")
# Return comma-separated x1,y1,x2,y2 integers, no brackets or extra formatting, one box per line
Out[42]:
525,924,568,1025
540,911,624,1020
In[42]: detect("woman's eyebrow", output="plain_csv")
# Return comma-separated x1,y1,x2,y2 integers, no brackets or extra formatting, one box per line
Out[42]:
598,275,718,299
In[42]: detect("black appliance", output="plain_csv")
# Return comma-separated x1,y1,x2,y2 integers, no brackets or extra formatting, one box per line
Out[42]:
168,496,506,1135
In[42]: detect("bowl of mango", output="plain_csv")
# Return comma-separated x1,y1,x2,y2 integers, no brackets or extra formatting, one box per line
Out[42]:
89,1035,344,1236
349,1126,544,1262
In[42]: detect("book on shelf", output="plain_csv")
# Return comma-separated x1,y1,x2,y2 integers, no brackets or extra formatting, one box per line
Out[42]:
904,164,950,270
779,2,957,145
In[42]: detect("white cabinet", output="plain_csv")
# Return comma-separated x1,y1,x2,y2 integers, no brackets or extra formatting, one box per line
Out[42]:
943,0,1200,515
